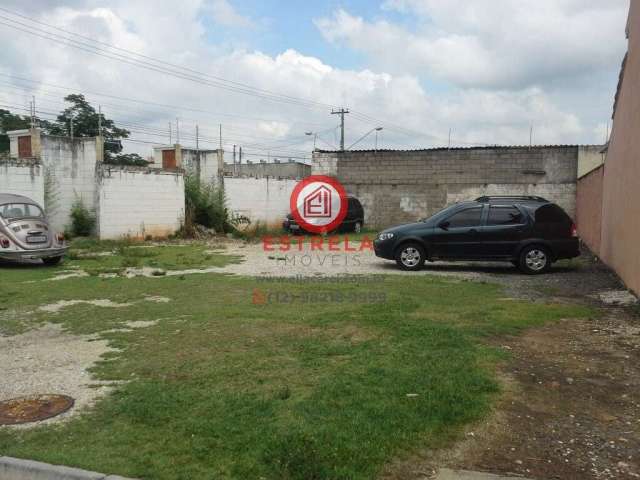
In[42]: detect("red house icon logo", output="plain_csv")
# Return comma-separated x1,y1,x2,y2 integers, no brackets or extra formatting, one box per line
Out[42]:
289,175,348,234
303,185,332,218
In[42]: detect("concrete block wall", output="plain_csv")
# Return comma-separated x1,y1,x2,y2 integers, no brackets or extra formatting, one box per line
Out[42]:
225,177,297,227
223,161,311,179
98,167,185,239
181,149,222,185
0,160,45,207
40,136,99,233
313,146,586,228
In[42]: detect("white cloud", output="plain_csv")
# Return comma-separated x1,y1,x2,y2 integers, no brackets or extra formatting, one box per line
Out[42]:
0,0,628,159
205,0,253,28
316,1,629,89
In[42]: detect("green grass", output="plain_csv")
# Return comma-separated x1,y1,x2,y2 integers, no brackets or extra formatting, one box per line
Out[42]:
0,247,592,480
26,239,241,278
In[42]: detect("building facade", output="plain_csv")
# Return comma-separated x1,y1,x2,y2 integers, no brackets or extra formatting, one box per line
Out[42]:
313,145,601,229
599,0,640,294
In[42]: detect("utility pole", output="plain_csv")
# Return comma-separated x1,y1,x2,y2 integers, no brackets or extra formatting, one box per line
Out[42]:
176,117,180,144
331,108,349,151
218,124,224,184
233,145,237,176
239,146,243,168
195,124,201,179
30,96,36,128
529,125,533,149
169,122,172,145
98,105,102,137
306,132,317,151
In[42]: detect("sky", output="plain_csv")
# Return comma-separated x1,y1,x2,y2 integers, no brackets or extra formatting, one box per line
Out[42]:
0,0,631,161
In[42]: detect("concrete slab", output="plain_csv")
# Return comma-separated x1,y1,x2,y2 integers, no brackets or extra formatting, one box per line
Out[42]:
435,468,533,480
0,456,138,480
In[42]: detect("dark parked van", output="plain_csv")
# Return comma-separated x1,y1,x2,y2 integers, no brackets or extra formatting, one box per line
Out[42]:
283,195,364,234
373,196,579,274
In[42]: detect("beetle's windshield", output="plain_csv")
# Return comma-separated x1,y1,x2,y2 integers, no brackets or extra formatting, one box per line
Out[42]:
0,203,44,220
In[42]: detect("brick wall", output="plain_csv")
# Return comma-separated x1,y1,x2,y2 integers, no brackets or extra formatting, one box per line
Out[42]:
576,165,604,255
313,146,583,228
98,167,185,239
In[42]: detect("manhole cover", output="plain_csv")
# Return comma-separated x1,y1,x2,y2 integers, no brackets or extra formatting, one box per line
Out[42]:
0,394,74,425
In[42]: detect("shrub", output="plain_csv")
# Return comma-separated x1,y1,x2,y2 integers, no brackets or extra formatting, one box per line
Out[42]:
67,197,96,237
183,176,250,236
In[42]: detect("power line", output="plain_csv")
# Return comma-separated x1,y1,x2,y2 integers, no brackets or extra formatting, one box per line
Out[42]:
0,73,331,131
0,10,471,146
0,94,321,156
0,9,500,148
0,12,340,111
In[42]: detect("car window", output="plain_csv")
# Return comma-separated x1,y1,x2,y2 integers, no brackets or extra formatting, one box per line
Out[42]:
347,198,361,215
535,204,571,224
445,207,482,228
0,203,44,219
487,206,524,226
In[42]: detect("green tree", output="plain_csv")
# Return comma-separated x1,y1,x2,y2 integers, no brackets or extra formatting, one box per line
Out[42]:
47,94,134,164
0,109,31,153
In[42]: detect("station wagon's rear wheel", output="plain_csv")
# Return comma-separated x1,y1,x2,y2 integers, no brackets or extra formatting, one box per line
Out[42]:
519,246,550,275
395,243,425,271
42,256,63,266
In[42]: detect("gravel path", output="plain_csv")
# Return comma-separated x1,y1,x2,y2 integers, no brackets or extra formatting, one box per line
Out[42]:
0,324,115,428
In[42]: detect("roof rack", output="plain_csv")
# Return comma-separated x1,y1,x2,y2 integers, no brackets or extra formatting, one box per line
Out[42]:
475,195,549,203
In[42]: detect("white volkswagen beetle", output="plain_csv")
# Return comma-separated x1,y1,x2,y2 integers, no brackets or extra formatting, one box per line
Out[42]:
0,193,68,265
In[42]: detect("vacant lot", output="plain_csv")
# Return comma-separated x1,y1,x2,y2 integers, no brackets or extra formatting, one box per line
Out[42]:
0,238,605,479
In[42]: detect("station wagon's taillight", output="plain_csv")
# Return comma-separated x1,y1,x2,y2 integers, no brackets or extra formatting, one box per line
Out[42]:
0,237,10,248
571,223,578,237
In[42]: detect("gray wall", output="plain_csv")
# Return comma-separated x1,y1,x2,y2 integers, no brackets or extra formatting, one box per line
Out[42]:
224,161,311,179
313,146,588,229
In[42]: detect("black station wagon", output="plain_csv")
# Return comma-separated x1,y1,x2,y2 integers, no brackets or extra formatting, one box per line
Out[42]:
373,196,579,274
283,195,365,234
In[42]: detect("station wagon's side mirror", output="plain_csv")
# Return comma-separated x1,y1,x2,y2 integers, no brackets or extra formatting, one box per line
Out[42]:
438,221,450,230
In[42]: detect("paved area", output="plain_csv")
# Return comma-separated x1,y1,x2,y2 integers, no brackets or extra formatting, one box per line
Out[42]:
434,469,532,480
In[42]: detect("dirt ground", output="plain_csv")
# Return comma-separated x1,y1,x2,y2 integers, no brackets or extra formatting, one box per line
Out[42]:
219,240,640,479
377,252,640,480
65,239,640,480
3,239,639,478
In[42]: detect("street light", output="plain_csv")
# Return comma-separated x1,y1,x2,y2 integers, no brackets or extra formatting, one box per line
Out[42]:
374,127,383,151
305,131,317,151
347,127,384,151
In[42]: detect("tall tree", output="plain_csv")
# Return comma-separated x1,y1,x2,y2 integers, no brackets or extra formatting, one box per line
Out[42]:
47,94,131,163
0,109,31,153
